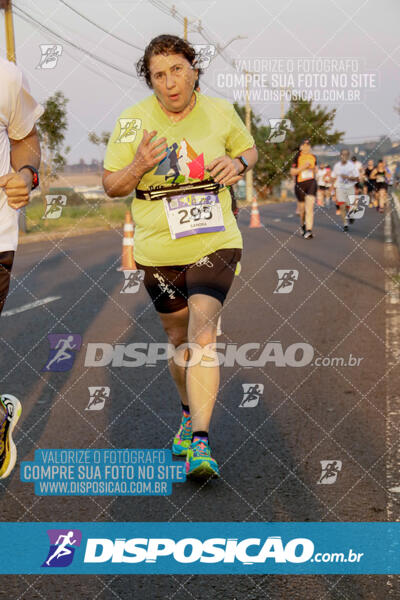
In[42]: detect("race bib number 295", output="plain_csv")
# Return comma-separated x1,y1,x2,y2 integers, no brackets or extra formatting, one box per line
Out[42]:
164,192,225,239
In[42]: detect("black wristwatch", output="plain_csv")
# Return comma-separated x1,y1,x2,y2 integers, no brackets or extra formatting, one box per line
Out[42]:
236,155,248,174
18,165,39,190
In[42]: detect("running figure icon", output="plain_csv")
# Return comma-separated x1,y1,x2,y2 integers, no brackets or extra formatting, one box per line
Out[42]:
42,334,82,372
274,269,299,294
317,460,342,484
44,335,76,371
45,531,77,566
120,270,144,293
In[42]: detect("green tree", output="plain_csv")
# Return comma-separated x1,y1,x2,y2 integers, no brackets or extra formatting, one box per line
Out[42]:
88,131,110,172
36,91,70,197
88,131,111,146
234,99,344,198
283,98,344,158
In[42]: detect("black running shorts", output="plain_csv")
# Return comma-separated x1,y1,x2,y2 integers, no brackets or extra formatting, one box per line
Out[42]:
295,179,317,201
0,251,14,315
366,180,375,193
136,248,242,314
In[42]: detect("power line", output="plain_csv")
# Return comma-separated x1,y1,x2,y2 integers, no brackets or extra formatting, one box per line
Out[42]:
148,0,237,70
14,3,234,101
58,0,144,52
13,4,140,79
149,0,185,24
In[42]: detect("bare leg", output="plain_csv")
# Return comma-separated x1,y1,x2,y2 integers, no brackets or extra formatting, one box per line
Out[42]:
304,194,315,230
379,189,386,211
186,294,222,432
340,204,347,225
158,306,189,405
297,201,305,227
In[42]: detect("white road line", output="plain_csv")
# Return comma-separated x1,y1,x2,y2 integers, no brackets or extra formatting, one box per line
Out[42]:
2,296,61,317
273,218,281,222
287,214,294,218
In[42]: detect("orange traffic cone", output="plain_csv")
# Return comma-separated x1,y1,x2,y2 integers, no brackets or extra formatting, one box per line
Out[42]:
118,210,137,271
249,197,261,228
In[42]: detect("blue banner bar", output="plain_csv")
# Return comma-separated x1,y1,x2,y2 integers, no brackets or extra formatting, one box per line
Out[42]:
0,522,398,574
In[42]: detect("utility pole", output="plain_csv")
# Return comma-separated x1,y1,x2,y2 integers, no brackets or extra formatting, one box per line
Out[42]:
183,16,188,40
245,71,253,205
1,0,16,63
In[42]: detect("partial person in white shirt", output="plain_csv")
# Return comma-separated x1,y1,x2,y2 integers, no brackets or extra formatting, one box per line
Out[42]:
331,149,359,232
316,162,330,207
0,56,43,480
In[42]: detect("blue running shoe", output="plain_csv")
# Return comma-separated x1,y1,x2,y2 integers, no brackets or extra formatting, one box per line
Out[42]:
185,439,220,480
172,411,192,456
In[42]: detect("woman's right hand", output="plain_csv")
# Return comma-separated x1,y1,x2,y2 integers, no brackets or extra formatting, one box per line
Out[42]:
132,129,168,177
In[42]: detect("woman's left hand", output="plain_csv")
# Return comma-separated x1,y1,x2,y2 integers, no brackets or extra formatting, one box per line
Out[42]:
206,156,243,186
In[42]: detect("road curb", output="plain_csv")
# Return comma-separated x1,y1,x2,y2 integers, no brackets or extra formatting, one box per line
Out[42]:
390,193,400,250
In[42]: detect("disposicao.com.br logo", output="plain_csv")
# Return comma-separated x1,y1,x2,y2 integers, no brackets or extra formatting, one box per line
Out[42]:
83,536,363,566
85,341,314,368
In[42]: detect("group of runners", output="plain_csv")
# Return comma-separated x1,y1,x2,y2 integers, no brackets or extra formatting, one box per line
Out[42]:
0,33,395,483
292,140,392,237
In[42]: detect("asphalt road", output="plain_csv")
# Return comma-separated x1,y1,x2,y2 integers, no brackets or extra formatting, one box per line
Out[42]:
0,200,399,599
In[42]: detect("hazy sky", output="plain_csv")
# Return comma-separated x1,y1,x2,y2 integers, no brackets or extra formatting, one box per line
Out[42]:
1,0,399,163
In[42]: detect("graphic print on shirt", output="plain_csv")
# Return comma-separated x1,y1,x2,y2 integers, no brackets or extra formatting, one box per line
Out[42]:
154,139,205,184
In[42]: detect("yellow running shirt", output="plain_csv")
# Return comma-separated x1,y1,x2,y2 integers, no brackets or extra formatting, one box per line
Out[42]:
104,91,255,266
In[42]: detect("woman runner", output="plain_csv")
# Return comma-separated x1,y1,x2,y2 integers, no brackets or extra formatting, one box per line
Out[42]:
103,35,257,480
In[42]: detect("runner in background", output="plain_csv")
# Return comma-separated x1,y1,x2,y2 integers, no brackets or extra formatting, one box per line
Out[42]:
385,160,393,198
316,162,329,207
324,165,332,207
328,164,340,214
290,139,318,239
331,149,359,231
370,159,389,213
363,159,376,207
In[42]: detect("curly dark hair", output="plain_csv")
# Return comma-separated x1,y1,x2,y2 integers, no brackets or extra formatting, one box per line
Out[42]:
136,34,201,89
